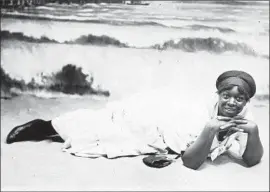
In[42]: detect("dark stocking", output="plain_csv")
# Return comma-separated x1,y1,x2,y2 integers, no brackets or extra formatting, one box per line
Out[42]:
6,119,60,144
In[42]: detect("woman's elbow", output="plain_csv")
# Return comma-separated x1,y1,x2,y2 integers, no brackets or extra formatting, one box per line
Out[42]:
244,158,261,167
243,151,264,167
181,155,202,170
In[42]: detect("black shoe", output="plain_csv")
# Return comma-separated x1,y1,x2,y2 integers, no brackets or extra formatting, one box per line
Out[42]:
142,155,174,168
6,119,44,144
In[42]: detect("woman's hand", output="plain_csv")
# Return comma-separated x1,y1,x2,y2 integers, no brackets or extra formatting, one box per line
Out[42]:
230,119,258,134
205,116,237,133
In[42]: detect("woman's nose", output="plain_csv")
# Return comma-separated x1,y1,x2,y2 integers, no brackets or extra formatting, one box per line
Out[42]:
227,97,236,106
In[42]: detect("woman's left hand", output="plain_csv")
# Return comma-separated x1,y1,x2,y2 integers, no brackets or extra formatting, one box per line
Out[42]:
230,119,258,134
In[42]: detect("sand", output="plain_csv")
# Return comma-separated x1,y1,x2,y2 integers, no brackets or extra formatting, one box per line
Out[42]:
1,95,269,191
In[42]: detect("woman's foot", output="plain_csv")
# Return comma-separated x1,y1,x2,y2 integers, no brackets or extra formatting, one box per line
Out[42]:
6,119,46,144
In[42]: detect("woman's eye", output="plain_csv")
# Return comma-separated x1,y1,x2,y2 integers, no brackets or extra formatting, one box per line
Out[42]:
236,97,245,102
222,94,229,99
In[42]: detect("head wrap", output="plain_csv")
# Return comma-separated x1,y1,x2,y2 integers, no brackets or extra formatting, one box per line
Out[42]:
216,70,256,98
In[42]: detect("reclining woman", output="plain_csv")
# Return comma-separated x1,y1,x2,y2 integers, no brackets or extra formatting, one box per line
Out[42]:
6,70,263,170
181,70,263,169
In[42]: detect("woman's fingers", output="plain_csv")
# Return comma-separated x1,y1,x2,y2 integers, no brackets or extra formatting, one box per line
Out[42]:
216,116,232,121
232,116,245,120
220,123,236,130
231,119,248,124
230,127,244,132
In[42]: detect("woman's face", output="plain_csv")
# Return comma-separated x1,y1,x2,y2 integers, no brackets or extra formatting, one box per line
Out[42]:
218,86,248,117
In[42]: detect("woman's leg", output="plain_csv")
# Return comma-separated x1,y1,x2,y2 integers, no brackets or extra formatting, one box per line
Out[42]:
6,119,58,144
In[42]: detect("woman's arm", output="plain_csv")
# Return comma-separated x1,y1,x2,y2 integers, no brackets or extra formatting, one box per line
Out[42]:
182,117,235,170
236,122,264,167
181,126,217,170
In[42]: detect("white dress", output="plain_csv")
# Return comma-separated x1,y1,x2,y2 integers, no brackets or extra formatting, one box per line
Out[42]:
51,90,250,160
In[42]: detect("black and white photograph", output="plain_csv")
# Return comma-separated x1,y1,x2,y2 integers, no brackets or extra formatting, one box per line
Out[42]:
1,0,269,190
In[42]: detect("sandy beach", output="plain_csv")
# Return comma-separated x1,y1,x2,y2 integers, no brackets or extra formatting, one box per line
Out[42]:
1,95,269,191
1,1,269,190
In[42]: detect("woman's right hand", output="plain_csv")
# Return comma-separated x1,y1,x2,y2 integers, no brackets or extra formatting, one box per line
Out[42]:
205,116,236,133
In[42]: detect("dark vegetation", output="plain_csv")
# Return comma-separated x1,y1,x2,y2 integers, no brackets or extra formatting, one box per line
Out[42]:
1,64,110,99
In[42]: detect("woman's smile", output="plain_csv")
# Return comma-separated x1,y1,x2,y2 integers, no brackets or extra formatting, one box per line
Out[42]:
224,107,237,113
